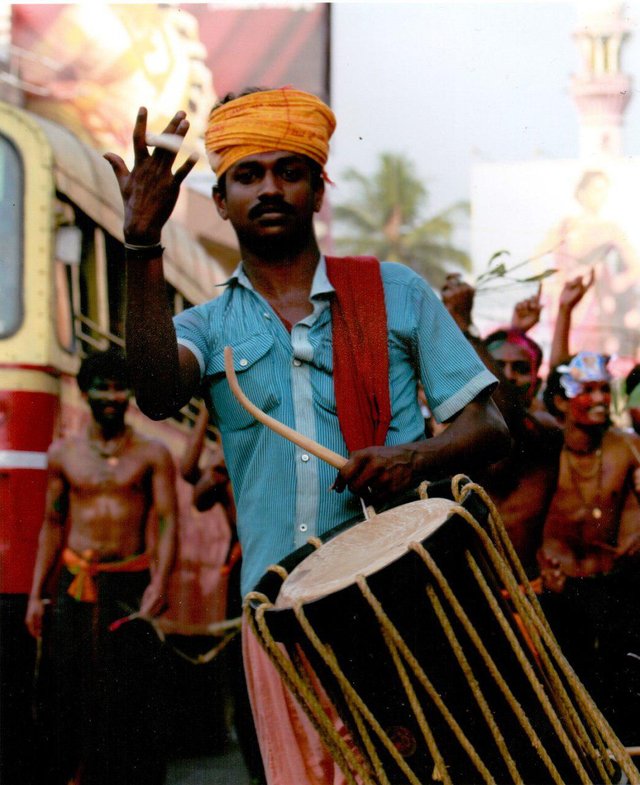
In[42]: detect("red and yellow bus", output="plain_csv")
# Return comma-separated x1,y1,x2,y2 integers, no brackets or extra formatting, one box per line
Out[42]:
0,98,233,633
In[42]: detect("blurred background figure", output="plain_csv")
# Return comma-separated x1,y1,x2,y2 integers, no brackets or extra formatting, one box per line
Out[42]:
25,349,177,785
539,352,640,745
177,400,266,785
441,273,562,580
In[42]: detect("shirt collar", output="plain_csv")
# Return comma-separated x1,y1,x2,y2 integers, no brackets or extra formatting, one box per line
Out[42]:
220,256,335,300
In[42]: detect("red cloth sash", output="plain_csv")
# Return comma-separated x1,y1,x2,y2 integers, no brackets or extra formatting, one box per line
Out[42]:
63,547,150,603
325,256,391,452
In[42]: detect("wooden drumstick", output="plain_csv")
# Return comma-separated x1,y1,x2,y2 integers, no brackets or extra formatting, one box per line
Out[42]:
224,346,347,470
145,132,204,161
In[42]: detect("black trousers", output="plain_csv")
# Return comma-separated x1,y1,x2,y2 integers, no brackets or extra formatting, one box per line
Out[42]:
39,568,168,785
0,594,39,785
541,568,640,746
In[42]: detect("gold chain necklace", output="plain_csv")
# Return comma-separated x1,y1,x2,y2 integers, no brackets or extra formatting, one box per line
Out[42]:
89,427,131,466
564,447,603,520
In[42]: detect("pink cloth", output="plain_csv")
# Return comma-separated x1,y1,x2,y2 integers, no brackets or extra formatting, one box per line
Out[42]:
242,618,358,785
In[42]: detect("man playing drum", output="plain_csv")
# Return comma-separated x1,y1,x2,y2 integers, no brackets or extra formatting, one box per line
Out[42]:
105,87,509,785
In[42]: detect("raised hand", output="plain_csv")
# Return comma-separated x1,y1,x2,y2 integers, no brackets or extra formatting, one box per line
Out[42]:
104,107,197,244
441,273,475,333
511,284,542,333
558,269,595,312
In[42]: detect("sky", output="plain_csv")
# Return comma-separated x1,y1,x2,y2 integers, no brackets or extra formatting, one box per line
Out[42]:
329,1,640,218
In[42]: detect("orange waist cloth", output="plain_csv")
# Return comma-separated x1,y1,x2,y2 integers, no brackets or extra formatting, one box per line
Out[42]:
62,547,150,603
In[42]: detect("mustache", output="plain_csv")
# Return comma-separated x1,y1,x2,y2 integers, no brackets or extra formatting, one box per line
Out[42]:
249,199,295,219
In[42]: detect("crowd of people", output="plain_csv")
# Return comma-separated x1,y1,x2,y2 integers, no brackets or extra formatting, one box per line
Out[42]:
440,269,640,747
15,85,640,785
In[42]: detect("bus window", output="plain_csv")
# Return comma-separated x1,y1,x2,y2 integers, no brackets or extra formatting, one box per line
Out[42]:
0,135,24,337
54,206,82,353
69,211,109,353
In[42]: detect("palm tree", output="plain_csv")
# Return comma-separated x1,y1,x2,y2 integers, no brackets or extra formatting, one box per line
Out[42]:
331,152,470,286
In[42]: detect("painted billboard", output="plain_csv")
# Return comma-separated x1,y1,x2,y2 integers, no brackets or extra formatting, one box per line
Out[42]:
10,3,330,160
471,158,640,363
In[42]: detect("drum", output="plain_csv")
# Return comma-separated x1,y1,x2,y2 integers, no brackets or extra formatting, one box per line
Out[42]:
246,478,638,785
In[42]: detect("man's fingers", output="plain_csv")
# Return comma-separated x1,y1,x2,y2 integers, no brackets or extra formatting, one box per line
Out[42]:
161,110,188,137
103,153,129,184
174,154,198,185
132,107,150,165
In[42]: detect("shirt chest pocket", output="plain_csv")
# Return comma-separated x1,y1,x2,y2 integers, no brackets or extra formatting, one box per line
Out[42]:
309,337,338,416
206,334,282,432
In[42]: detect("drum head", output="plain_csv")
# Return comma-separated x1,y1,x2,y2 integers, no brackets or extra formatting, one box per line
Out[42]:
276,497,457,608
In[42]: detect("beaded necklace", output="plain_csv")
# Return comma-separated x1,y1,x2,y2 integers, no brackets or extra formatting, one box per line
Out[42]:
563,446,603,520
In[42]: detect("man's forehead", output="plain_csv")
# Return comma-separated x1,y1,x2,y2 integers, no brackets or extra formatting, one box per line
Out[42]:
576,380,610,393
491,342,531,361
231,151,308,169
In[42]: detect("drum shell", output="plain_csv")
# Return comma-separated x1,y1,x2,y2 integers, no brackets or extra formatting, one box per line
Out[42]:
250,491,600,784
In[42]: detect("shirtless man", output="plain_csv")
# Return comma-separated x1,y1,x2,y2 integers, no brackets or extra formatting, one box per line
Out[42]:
538,351,640,743
25,348,177,785
441,274,561,578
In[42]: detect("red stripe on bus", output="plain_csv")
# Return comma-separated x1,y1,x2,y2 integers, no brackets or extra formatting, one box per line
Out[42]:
0,363,61,376
0,391,58,452
0,468,49,593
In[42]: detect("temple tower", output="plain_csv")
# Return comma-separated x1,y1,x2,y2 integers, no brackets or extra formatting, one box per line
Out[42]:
571,1,632,158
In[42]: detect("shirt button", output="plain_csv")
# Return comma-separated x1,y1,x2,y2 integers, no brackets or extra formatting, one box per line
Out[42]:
301,454,310,462
263,312,271,319
293,359,302,367
239,358,248,367
299,524,308,533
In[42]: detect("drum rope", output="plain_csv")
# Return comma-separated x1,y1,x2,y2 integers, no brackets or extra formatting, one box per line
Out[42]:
450,491,613,783
245,477,640,785
293,601,424,785
243,593,372,785
463,483,615,772
267,564,290,581
355,576,495,785
412,541,565,785
457,480,633,782
467,548,596,785
425,583,524,783
451,481,639,784
290,644,384,783
376,623,454,785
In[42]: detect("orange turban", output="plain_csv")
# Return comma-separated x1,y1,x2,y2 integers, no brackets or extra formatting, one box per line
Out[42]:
204,87,336,179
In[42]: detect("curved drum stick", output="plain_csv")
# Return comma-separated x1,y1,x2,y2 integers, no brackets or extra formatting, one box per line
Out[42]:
224,346,347,470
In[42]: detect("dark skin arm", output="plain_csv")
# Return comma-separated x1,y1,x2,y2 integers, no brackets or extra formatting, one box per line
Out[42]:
180,400,209,485
104,108,200,418
26,445,68,638
440,274,525,431
549,270,594,369
334,389,509,505
140,443,178,617
182,401,236,520
511,285,542,333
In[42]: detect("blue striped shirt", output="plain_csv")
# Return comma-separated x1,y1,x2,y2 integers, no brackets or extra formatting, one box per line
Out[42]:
175,258,496,596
